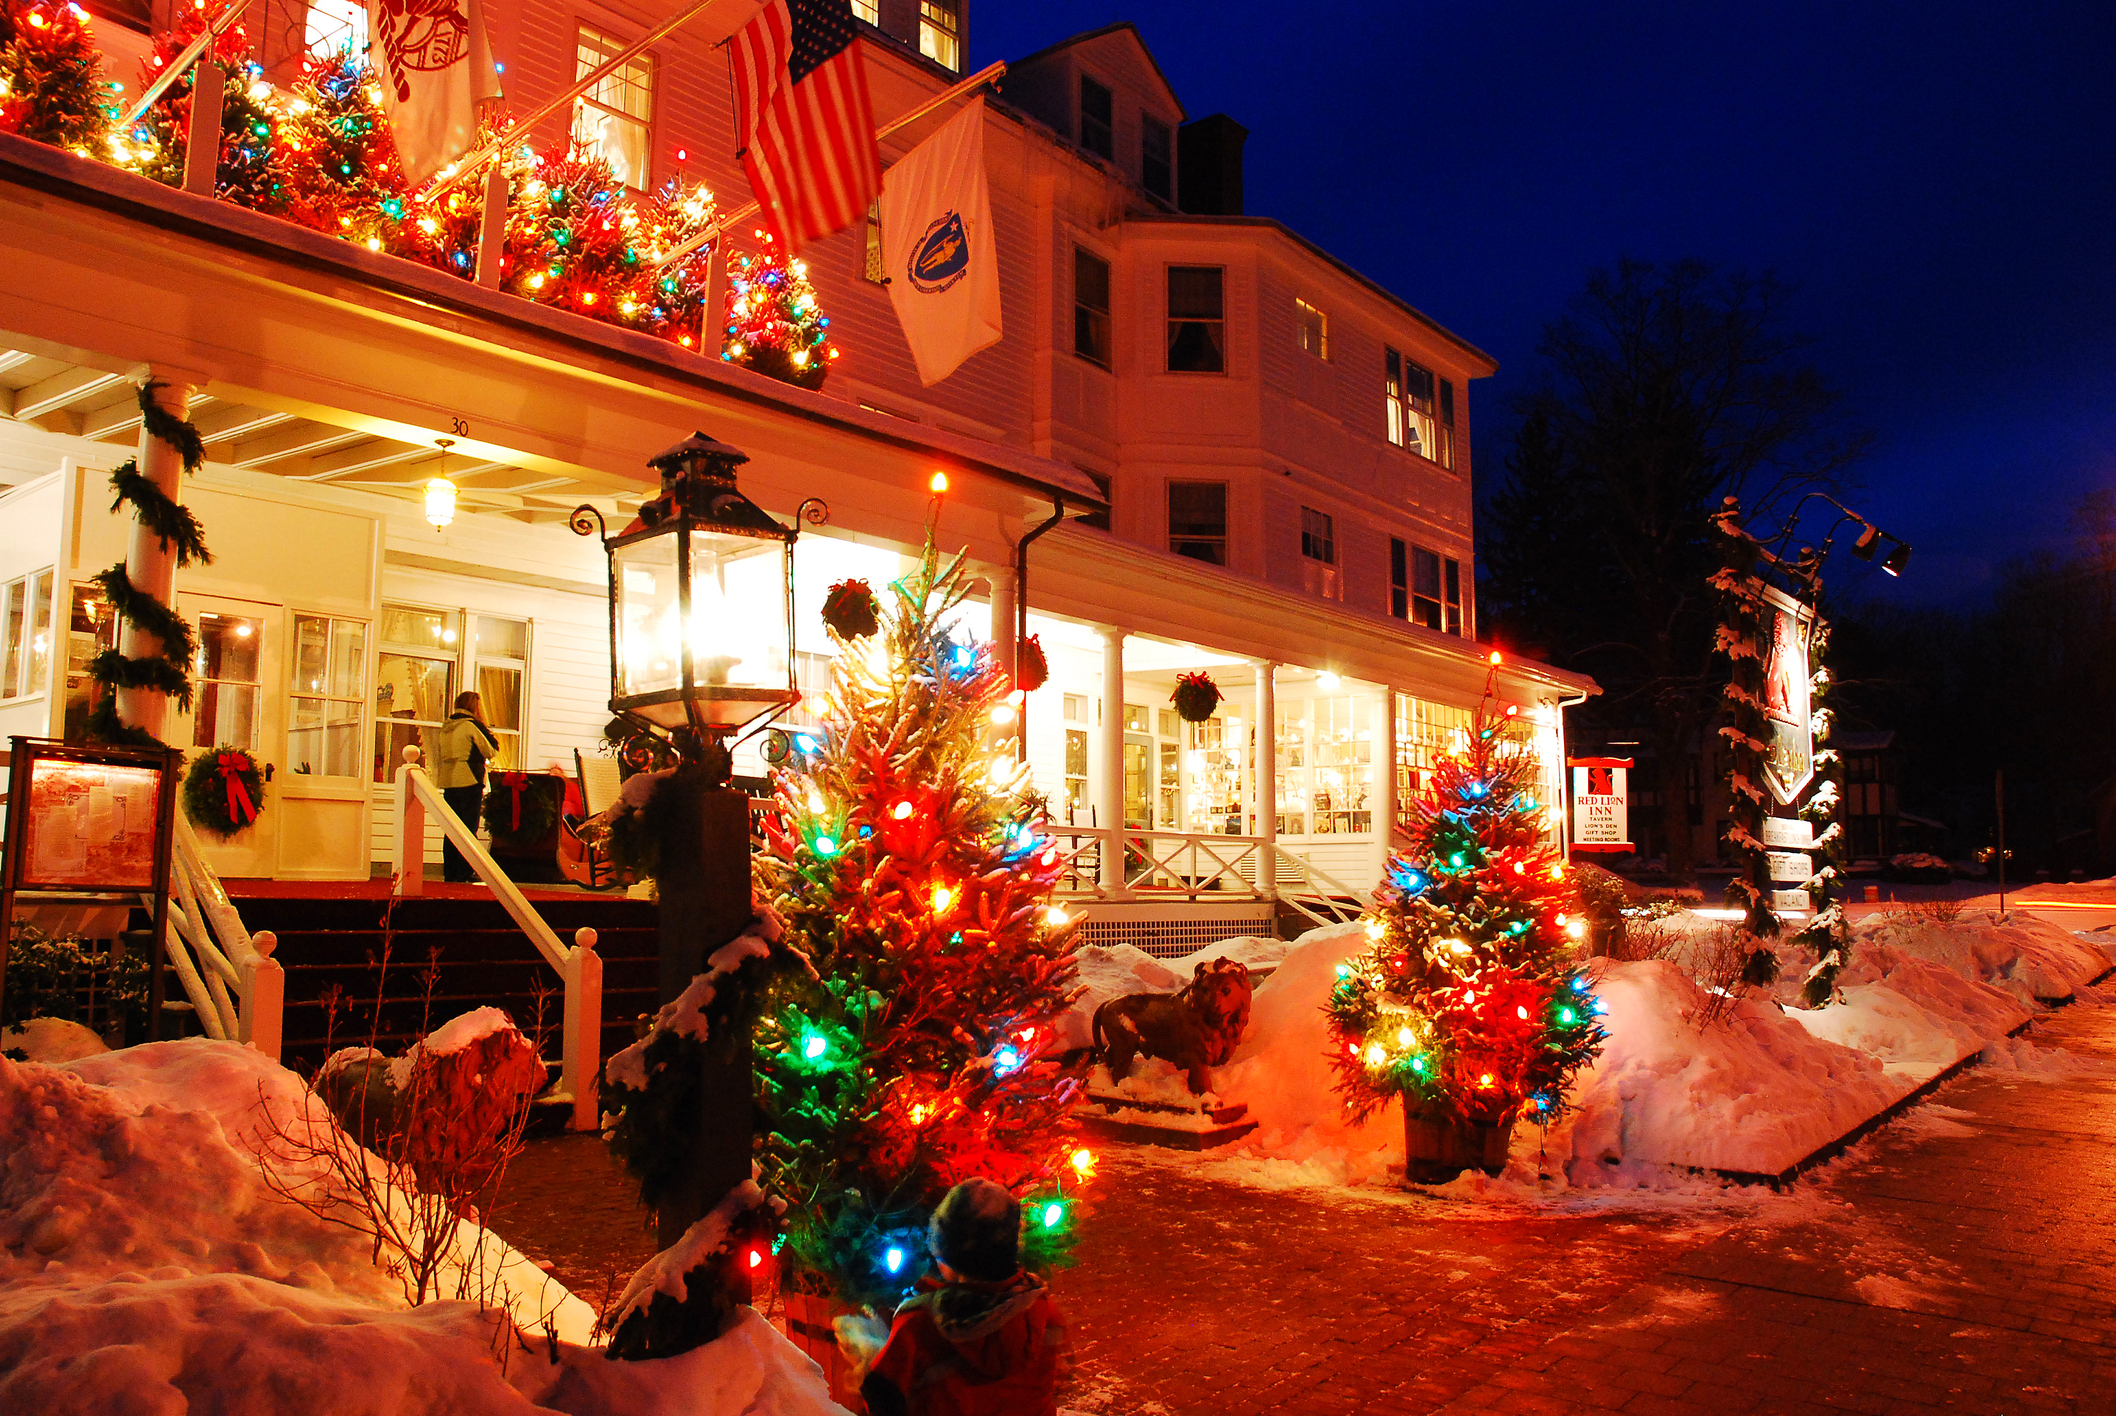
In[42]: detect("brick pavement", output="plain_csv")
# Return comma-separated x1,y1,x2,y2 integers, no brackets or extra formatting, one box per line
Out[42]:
493,1004,2116,1415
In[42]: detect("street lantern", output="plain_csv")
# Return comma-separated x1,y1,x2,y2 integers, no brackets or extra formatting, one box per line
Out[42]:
577,432,797,742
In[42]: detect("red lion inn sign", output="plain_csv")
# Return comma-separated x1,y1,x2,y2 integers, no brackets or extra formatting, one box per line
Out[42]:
1759,585,1816,804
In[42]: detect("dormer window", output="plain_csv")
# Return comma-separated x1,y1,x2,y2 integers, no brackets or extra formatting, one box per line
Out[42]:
1080,76,1114,159
1141,115,1173,200
919,0,960,71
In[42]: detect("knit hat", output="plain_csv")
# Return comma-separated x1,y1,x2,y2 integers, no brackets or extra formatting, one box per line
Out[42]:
927,1178,1021,1282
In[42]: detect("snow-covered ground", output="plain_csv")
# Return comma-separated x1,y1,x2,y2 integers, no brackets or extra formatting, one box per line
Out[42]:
1156,908,2116,1192
0,1039,849,1415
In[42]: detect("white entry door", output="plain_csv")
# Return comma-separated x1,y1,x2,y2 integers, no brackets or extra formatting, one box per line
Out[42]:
169,594,281,879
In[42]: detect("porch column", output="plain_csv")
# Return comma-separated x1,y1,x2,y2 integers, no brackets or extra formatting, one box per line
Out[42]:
117,373,198,739
989,566,1018,754
1255,660,1276,900
1099,628,1126,896
1372,685,1397,887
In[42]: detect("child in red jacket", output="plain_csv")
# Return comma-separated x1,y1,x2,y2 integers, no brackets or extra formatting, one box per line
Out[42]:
859,1179,1070,1416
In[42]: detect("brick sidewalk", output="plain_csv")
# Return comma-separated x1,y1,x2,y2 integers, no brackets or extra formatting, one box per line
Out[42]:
493,1005,2116,1415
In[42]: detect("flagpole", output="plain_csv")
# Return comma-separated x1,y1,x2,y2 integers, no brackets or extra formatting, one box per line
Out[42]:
420,0,730,203
116,0,248,132
650,59,1005,274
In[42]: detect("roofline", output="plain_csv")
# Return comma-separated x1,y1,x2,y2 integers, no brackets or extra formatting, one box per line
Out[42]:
1004,21,1189,122
0,133,1107,513
1122,214,1498,376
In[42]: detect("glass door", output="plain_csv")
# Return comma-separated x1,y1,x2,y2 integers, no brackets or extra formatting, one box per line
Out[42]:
169,595,282,879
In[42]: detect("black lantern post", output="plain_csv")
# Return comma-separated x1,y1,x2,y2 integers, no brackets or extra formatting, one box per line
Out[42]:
572,432,799,1272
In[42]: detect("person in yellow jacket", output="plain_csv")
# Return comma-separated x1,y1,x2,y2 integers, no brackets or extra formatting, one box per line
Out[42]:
434,691,500,883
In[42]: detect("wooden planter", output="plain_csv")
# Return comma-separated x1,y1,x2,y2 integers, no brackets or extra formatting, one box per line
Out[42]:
780,1274,867,1413
1404,1108,1513,1184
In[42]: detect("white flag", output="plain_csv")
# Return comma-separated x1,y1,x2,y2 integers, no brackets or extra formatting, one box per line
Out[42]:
880,99,1001,386
366,0,503,184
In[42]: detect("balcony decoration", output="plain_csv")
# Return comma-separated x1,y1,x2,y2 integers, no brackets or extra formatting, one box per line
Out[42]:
1170,670,1222,723
273,52,408,248
0,0,112,152
749,535,1090,1311
1016,633,1048,693
125,10,284,209
721,230,837,390
820,578,879,639
1325,661,1606,1183
180,744,264,837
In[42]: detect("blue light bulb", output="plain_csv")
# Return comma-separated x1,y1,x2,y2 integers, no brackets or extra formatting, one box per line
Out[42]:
994,1046,1021,1074
884,1246,905,1273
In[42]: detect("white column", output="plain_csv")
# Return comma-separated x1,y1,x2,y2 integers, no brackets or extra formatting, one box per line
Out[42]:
117,374,197,739
1099,629,1126,896
1255,660,1277,899
1371,685,1397,887
989,565,1018,757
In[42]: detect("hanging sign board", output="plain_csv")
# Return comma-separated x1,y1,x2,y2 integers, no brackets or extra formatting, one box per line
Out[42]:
1760,586,1817,805
1767,851,1814,884
1568,757,1633,853
1772,888,1813,915
1762,815,1814,850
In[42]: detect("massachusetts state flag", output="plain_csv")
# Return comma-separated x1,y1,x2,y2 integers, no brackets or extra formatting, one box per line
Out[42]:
729,0,881,252
366,0,503,183
879,99,1001,385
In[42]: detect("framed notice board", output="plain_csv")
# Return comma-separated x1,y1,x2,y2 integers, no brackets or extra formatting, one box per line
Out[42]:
0,737,183,1038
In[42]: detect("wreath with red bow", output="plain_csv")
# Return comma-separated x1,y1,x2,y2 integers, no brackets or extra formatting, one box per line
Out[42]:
182,746,266,838
482,772,564,848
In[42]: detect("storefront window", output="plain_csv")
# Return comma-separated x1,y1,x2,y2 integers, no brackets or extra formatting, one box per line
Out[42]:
1184,713,1246,836
1274,693,1374,836
373,605,459,782
1393,691,1473,835
290,615,367,779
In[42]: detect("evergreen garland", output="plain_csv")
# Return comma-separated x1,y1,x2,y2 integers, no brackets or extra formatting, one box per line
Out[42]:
107,462,212,566
90,563,195,666
1792,620,1851,1005
1708,497,1778,940
182,745,264,836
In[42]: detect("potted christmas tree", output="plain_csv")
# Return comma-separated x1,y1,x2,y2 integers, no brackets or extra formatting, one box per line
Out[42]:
1324,658,1607,1182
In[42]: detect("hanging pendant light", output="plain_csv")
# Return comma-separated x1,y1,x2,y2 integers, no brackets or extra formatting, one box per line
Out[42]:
426,437,457,531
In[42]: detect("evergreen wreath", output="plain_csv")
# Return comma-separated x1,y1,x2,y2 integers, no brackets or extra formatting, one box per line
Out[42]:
1016,632,1049,692
482,771,562,847
820,578,879,639
1171,670,1222,722
86,382,212,748
182,745,265,837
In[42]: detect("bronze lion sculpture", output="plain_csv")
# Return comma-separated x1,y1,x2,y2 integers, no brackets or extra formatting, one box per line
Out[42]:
1092,956,1255,1094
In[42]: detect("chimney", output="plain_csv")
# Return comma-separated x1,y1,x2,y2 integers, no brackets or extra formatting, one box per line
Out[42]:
1177,114,1247,216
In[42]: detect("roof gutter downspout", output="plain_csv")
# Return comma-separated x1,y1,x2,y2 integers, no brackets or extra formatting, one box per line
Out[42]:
1552,685,1591,863
1014,495,1067,761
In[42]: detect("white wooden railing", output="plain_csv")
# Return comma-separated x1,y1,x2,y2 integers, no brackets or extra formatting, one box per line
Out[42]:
159,812,282,1057
393,747,602,1132
1046,826,1368,930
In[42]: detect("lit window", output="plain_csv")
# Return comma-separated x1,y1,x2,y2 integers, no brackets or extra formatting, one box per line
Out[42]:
1166,266,1225,373
1079,75,1113,159
305,0,367,60
572,26,654,190
289,616,368,779
1074,248,1111,366
472,615,530,772
1394,541,1464,635
849,0,878,22
1296,299,1328,360
1385,346,1441,463
919,0,961,71
1301,507,1340,600
0,569,52,700
1169,482,1227,565
1438,378,1457,470
1141,114,1173,200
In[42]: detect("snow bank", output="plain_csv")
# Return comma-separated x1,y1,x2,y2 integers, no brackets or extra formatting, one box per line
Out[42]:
1851,909,2108,1004
0,1017,107,1064
1049,945,1182,1053
1169,935,1294,975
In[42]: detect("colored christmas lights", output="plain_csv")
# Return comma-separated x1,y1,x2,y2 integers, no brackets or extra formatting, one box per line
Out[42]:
721,230,836,389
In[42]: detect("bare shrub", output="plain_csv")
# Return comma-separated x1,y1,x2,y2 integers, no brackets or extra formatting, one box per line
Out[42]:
1907,898,1964,925
1605,916,1679,963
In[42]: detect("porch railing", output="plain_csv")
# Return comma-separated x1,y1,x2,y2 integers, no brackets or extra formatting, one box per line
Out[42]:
160,812,282,1057
392,747,601,1132
1046,826,1368,931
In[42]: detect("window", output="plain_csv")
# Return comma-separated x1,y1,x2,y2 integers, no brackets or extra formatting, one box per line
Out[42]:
0,570,50,699
1141,115,1172,200
1438,378,1457,470
62,583,118,739
289,615,367,778
1166,266,1225,373
863,201,885,283
373,605,459,783
1385,348,1441,461
1063,695,1088,822
1295,299,1328,360
1278,691,1372,836
849,0,877,21
472,615,529,771
304,0,367,59
1073,248,1111,366
1301,507,1340,600
1185,712,1248,836
1079,75,1113,159
1393,542,1465,635
1168,481,1228,565
1393,692,1473,832
919,0,960,71
573,26,654,190
192,611,265,751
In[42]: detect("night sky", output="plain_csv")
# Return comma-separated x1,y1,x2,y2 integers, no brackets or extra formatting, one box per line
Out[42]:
971,2,2116,608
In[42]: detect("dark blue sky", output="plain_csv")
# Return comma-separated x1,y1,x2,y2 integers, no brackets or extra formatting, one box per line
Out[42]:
972,2,2116,606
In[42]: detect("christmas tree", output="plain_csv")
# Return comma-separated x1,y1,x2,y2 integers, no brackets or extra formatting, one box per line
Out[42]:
752,535,1088,1309
1325,658,1606,1138
125,8,285,210
0,0,114,153
272,52,409,250
721,230,836,389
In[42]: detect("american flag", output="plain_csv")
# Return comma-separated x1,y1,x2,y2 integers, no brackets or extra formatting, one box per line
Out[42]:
728,0,880,252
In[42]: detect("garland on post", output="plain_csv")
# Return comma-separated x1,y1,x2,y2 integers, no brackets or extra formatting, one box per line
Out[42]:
1792,621,1850,1005
1708,498,1778,950
182,745,264,836
86,382,211,747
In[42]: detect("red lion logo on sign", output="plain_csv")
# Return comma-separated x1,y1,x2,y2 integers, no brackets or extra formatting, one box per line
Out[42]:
372,0,471,102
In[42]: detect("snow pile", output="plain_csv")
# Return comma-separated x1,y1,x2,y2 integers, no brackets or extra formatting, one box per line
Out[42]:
1168,935,1294,975
387,1005,519,1091
0,1017,108,1063
1049,944,1182,1053
1849,909,2108,1005
0,1042,849,1416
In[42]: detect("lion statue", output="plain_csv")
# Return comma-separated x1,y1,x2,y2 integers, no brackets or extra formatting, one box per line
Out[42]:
1092,956,1255,1095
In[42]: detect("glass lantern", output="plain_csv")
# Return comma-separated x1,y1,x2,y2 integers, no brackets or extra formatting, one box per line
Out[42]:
596,432,797,733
